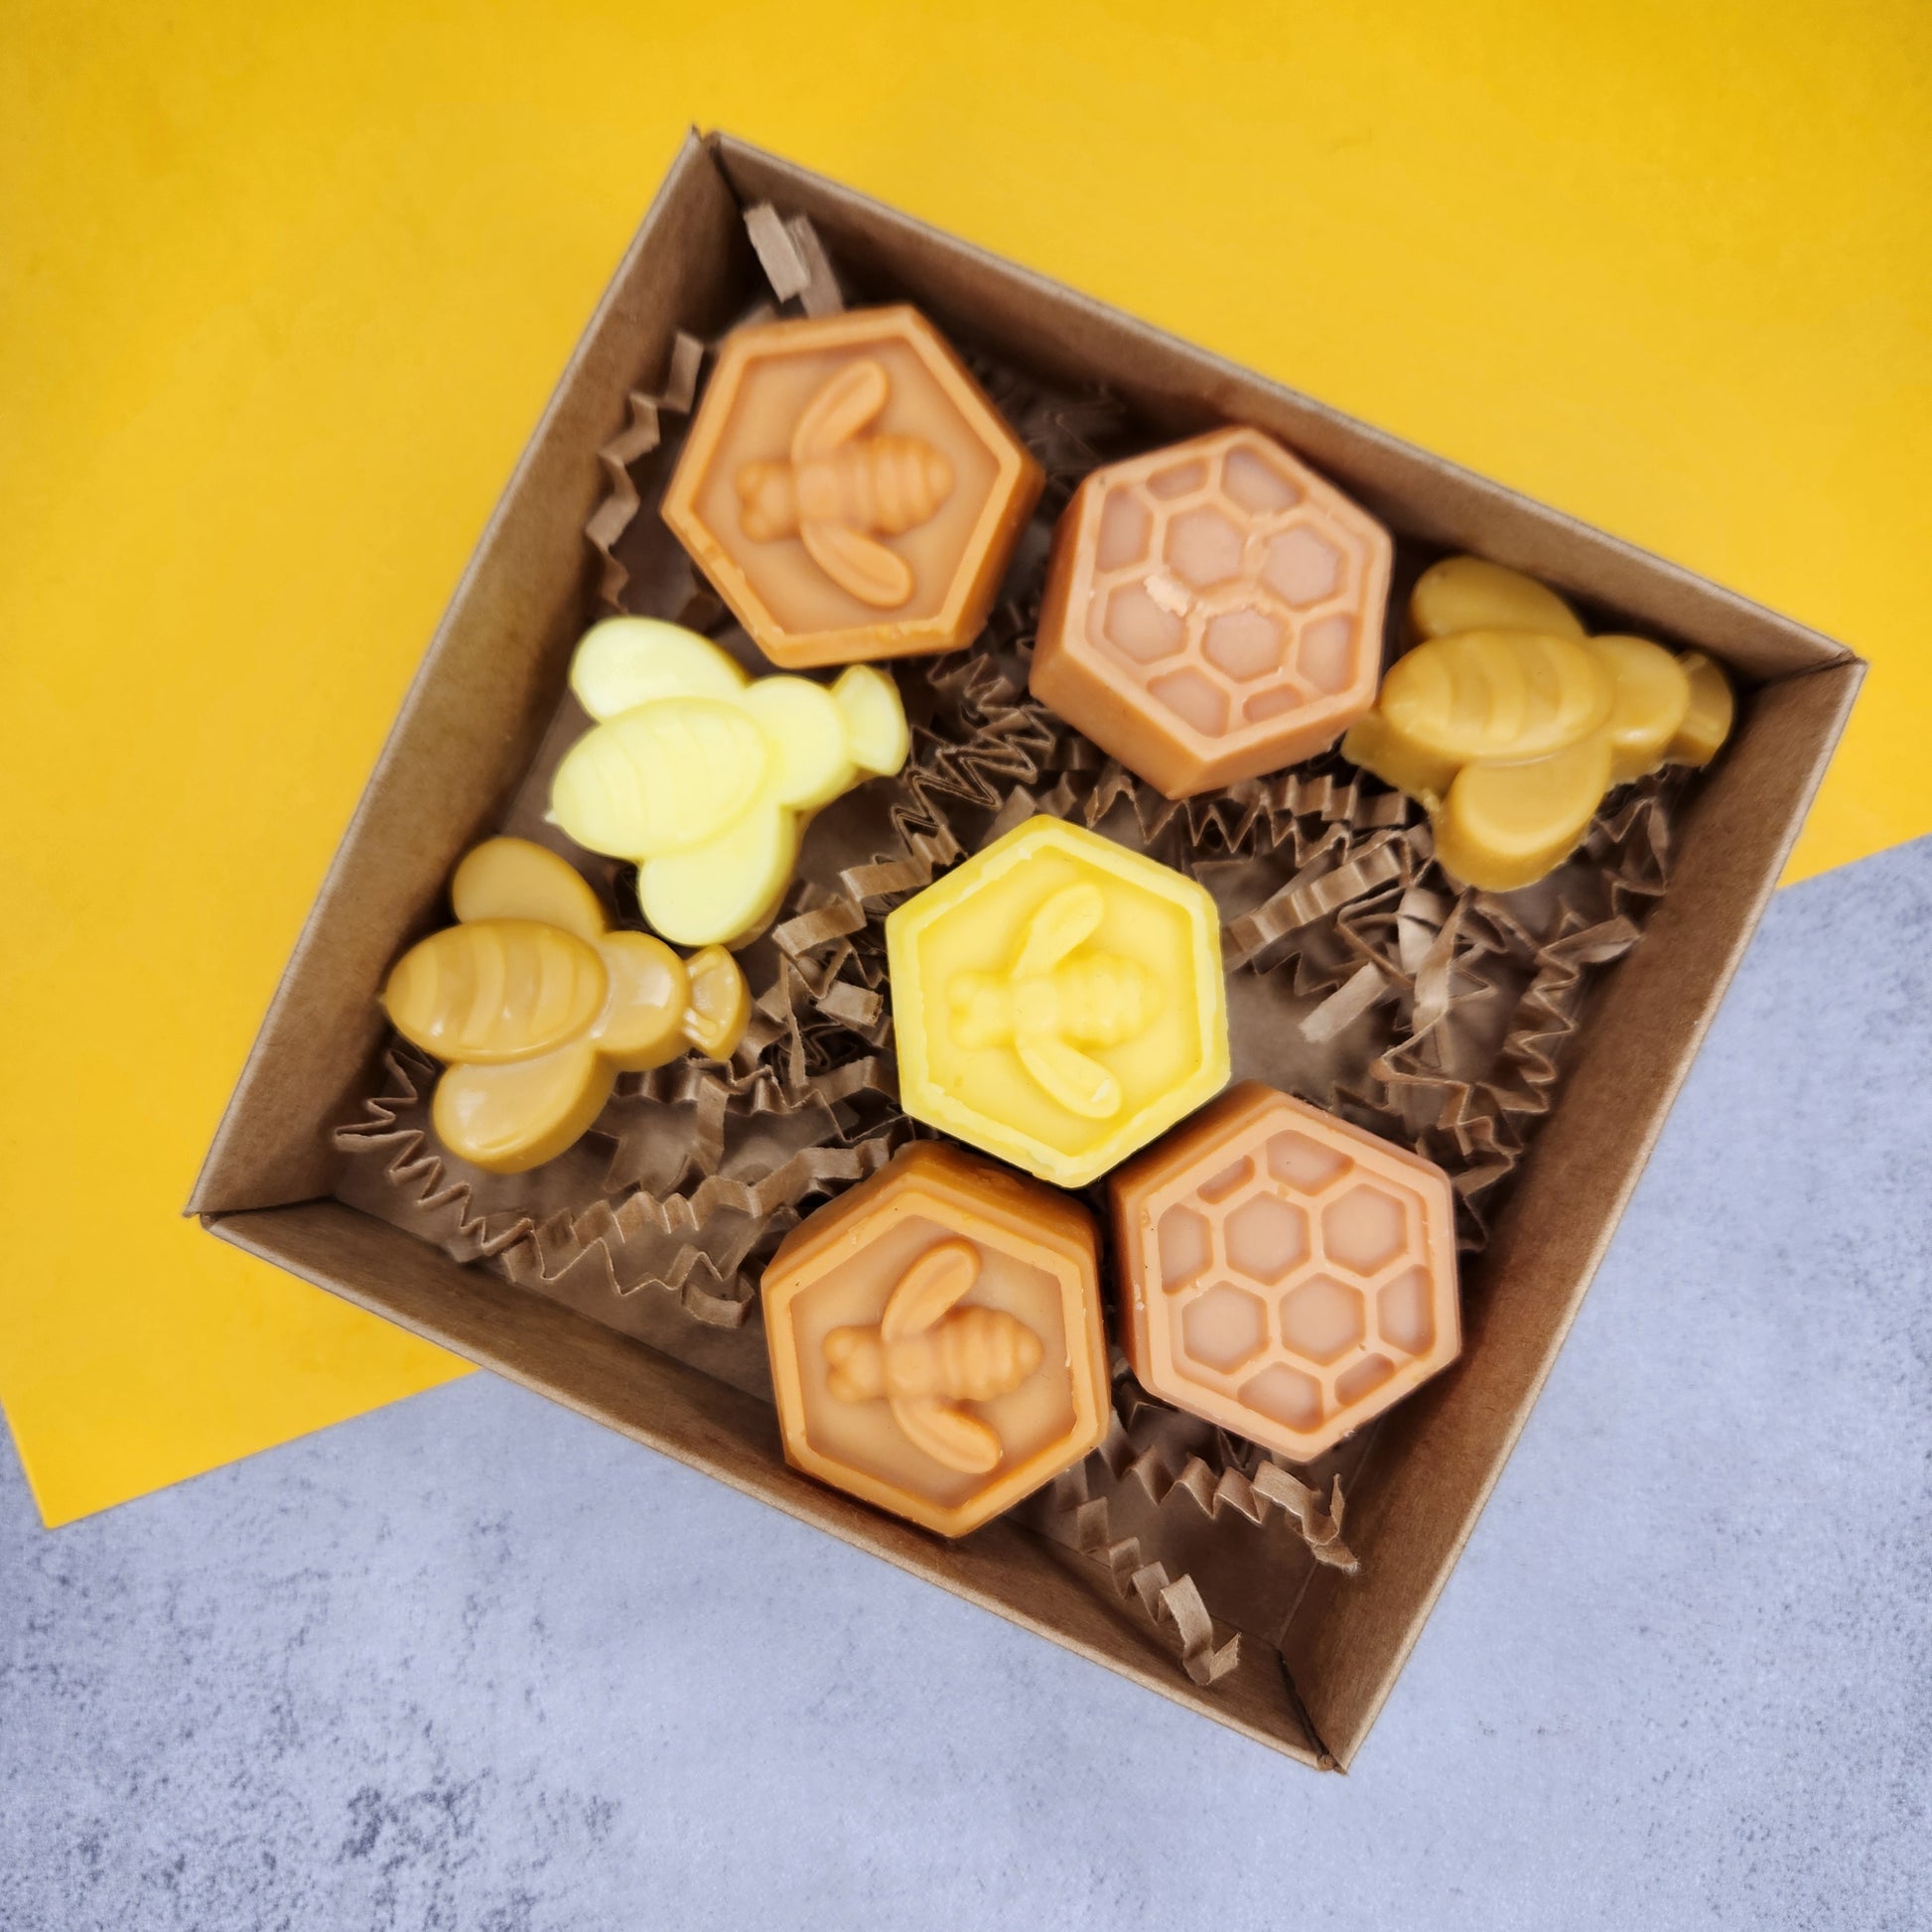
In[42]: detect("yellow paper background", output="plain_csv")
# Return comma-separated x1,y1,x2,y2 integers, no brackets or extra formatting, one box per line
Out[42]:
4,1,1927,1525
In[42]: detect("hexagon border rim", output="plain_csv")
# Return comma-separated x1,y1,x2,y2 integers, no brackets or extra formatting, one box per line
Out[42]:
760,1146,1110,1538
1111,1081,1461,1462
885,816,1233,1189
661,304,1039,669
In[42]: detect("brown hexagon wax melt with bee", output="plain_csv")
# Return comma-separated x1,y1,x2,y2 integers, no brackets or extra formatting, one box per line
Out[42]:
661,307,1043,668
760,1141,1110,1538
1031,426,1393,798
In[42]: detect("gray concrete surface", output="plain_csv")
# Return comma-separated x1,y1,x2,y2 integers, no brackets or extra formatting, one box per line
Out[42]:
4,835,1930,1931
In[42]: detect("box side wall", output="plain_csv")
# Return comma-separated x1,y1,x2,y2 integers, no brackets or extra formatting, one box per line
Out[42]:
207,1199,1324,1765
711,136,1852,686
190,135,752,1215
1283,660,1862,1765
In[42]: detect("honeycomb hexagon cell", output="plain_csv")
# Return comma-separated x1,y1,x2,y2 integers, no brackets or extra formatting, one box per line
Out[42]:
1180,1285,1269,1376
760,1141,1111,1538
661,307,1044,669
885,815,1230,1188
1032,427,1393,799
1111,1082,1460,1461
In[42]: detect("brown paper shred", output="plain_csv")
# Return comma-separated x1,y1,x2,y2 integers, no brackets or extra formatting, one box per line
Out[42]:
784,213,844,318
1052,1463,1241,1686
1300,961,1392,1045
744,203,847,316
1135,1568,1243,1688
334,1048,542,1262
1223,832,1409,969
585,331,705,611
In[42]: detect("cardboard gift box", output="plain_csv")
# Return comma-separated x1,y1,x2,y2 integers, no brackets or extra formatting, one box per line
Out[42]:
192,132,1861,1767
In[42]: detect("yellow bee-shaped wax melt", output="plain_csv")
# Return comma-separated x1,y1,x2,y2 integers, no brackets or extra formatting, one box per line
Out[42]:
947,883,1158,1122
1341,558,1734,891
381,837,750,1174
548,620,911,947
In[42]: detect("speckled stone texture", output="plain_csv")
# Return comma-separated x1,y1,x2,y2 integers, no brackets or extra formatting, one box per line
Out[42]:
4,836,1930,1931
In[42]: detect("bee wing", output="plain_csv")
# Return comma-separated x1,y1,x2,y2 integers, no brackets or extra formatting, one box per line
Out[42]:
1014,883,1104,978
450,837,606,939
569,619,748,722
1019,1035,1123,1121
882,1239,979,1343
800,518,914,610
891,1397,1002,1476
635,804,798,950
430,1045,613,1175
790,358,889,463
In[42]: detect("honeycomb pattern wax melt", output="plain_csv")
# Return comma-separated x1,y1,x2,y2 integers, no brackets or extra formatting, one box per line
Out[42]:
1111,1082,1460,1461
662,307,1043,669
761,1141,1111,1537
886,816,1230,1189
1030,427,1393,798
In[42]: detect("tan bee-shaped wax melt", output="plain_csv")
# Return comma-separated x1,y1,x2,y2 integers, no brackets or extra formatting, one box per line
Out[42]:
735,359,957,610
548,620,910,948
1341,557,1734,891
824,1239,1044,1475
381,837,749,1174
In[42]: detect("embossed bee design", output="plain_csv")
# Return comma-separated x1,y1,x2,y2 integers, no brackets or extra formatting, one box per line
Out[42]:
823,1240,1043,1475
735,358,954,609
381,836,750,1174
947,883,1159,1121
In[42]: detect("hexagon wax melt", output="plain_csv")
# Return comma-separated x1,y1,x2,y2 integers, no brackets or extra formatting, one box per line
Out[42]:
1111,1082,1460,1461
761,1142,1110,1537
1031,427,1393,798
886,817,1230,1189
662,307,1043,669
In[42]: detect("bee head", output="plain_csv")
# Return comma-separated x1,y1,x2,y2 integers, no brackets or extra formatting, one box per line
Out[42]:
735,461,796,542
823,1325,883,1403
948,973,1009,1049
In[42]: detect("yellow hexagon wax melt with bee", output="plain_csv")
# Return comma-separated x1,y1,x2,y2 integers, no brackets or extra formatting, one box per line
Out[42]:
885,816,1229,1188
380,837,750,1174
548,620,910,948
1342,558,1735,891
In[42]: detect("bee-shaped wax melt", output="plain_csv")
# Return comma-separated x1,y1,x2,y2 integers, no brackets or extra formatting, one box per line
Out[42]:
380,837,750,1174
735,358,956,610
824,1239,1043,1475
1341,558,1734,892
548,620,910,949
947,884,1157,1123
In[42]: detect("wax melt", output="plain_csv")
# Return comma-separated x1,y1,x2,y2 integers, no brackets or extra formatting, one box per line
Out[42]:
886,816,1229,1189
661,307,1043,668
380,837,750,1174
1030,427,1392,798
1342,558,1734,891
1111,1082,1460,1462
761,1141,1110,1537
548,619,909,946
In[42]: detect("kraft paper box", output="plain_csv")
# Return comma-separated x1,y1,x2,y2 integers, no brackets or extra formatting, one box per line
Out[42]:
193,132,1861,1767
